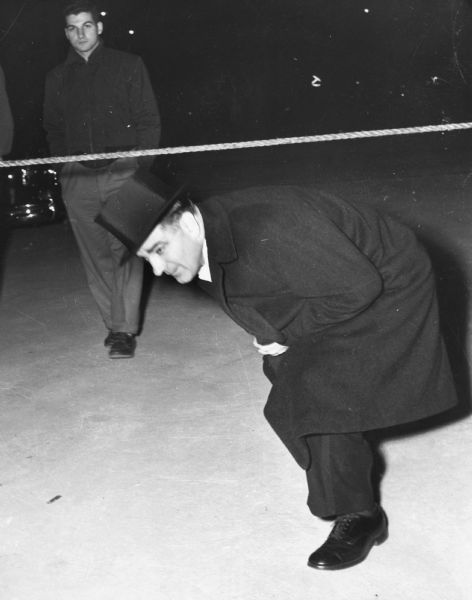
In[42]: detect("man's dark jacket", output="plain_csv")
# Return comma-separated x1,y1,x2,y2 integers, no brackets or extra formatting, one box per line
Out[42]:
198,186,457,468
43,43,161,156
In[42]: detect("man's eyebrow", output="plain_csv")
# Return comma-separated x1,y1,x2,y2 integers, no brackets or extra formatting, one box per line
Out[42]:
66,20,94,27
144,242,159,254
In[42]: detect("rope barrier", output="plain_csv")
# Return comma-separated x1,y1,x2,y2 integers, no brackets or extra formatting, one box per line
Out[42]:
1,121,471,169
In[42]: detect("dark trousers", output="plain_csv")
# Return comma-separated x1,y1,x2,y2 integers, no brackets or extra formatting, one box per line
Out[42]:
304,432,375,518
262,354,376,519
60,158,143,334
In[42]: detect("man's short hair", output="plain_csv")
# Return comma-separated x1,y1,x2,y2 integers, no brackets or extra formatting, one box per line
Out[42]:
63,1,100,22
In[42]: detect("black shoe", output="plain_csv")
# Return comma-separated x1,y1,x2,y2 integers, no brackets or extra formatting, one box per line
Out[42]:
104,331,119,347
107,332,136,359
308,505,388,570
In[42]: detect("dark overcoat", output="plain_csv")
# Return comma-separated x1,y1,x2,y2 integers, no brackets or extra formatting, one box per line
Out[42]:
198,186,457,468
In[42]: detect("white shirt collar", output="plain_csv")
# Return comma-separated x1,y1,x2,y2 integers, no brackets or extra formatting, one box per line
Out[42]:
198,239,212,282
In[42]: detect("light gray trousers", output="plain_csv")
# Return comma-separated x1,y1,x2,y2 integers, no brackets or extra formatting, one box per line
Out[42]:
60,157,143,334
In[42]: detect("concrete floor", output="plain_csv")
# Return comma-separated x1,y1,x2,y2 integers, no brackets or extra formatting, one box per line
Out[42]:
1,134,472,599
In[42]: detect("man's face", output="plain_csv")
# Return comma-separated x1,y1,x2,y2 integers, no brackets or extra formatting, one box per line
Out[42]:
137,213,205,284
65,12,103,59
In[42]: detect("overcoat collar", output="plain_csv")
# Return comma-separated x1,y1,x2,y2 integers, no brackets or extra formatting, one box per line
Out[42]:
197,199,284,343
197,200,241,322
199,200,238,266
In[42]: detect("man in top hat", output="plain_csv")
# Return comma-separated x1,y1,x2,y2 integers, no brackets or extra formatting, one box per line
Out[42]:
96,174,457,570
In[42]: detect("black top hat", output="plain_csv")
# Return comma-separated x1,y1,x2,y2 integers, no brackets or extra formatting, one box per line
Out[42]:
95,170,186,253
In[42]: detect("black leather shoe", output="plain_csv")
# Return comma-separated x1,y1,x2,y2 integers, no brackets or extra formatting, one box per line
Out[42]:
104,331,118,347
308,505,388,570
107,332,136,359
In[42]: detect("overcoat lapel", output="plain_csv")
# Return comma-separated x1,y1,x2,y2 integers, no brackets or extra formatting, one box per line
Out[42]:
198,201,284,341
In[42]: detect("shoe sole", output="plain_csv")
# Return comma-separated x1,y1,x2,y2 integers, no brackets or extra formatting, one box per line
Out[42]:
307,526,389,571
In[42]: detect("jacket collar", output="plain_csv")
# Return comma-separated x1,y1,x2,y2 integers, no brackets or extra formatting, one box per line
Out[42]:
65,39,104,65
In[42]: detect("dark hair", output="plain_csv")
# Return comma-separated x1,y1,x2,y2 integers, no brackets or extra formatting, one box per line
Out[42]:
161,195,198,228
63,1,100,23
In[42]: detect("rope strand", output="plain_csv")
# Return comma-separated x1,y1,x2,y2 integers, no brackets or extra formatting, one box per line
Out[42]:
1,121,471,169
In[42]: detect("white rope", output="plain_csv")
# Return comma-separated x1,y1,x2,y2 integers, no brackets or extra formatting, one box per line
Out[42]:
1,121,471,168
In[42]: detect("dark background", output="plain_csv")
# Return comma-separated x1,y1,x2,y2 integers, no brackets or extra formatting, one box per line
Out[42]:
1,0,472,159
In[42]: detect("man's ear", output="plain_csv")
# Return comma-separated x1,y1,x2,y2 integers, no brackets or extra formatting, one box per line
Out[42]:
179,212,201,239
97,21,104,35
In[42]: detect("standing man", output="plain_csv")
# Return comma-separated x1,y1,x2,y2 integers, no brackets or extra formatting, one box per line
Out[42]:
43,1,161,358
0,63,14,159
96,177,457,570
